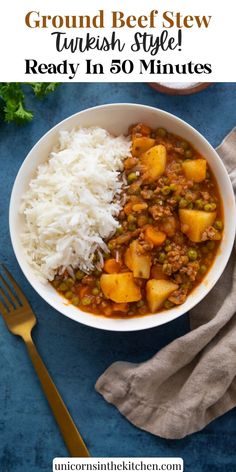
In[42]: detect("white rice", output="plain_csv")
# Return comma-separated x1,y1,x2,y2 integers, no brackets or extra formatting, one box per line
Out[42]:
20,127,131,282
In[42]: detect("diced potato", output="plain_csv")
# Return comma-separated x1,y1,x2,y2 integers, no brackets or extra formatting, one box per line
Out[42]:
146,279,179,312
100,272,141,303
124,246,133,270
141,144,167,182
182,159,207,182
179,209,216,242
132,137,155,157
124,240,151,279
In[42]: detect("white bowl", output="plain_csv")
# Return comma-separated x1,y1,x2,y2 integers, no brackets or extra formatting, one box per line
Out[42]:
9,104,236,331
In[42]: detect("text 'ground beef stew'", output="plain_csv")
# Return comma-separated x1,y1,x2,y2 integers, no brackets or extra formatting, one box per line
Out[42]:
52,123,223,317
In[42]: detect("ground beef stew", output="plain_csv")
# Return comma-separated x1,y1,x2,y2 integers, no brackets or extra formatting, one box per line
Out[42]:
52,123,223,317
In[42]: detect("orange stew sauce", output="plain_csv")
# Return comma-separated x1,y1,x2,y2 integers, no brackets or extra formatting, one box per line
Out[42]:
52,124,223,318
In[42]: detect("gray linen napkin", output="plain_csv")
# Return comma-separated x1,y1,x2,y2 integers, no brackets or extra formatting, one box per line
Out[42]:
95,129,236,439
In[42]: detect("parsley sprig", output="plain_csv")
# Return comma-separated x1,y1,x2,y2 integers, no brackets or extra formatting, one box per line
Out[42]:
0,83,60,124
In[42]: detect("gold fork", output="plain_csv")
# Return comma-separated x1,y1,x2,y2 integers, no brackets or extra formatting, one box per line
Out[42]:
0,264,90,457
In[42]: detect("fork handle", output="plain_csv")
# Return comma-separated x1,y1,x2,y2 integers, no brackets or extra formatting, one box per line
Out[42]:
24,336,90,457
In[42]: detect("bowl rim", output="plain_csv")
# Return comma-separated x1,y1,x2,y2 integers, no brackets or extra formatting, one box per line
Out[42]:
149,83,212,96
9,103,236,332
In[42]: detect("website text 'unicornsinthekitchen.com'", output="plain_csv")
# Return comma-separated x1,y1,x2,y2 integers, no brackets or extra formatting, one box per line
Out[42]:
53,459,184,472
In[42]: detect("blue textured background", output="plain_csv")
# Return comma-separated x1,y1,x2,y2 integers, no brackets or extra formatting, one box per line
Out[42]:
0,83,236,472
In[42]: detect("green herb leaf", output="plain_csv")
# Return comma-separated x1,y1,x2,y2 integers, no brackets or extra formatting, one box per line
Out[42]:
0,82,60,125
29,82,60,99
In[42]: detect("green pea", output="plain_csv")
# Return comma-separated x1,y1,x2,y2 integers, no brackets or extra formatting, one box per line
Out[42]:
185,192,193,202
181,283,190,291
127,214,137,224
214,220,223,230
163,263,172,274
94,269,101,277
188,202,194,209
164,300,174,309
173,195,181,202
195,199,204,210
207,241,215,250
92,287,100,296
156,127,167,138
204,203,211,212
180,141,189,150
81,296,92,306
188,249,198,261
65,291,73,299
201,246,209,255
137,300,145,308
199,265,207,274
116,226,123,234
52,280,60,288
75,270,84,280
58,282,67,292
128,223,137,231
71,296,80,306
161,186,171,195
184,149,193,159
65,277,74,288
165,244,172,252
179,198,188,208
158,252,166,263
204,203,217,212
170,183,177,191
96,280,101,289
165,239,171,245
108,241,114,250
181,281,193,291
162,176,169,184
127,172,138,183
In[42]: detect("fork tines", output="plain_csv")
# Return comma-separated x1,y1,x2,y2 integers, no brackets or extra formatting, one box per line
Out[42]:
0,264,27,314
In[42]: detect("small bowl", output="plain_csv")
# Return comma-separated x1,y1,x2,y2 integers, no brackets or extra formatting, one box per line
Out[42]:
149,83,211,96
9,104,235,332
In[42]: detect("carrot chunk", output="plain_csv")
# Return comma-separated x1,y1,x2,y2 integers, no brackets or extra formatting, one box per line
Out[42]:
124,202,134,215
145,226,166,246
132,203,148,212
103,258,121,274
112,303,129,313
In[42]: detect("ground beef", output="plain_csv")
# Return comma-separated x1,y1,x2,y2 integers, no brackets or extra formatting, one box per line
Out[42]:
200,191,211,201
159,216,177,237
180,261,200,281
141,188,154,200
124,157,138,169
169,288,188,305
109,228,141,247
165,245,189,273
201,226,221,241
149,204,172,220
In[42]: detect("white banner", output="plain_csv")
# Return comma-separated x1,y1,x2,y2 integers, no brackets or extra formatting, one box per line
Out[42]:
1,0,235,82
